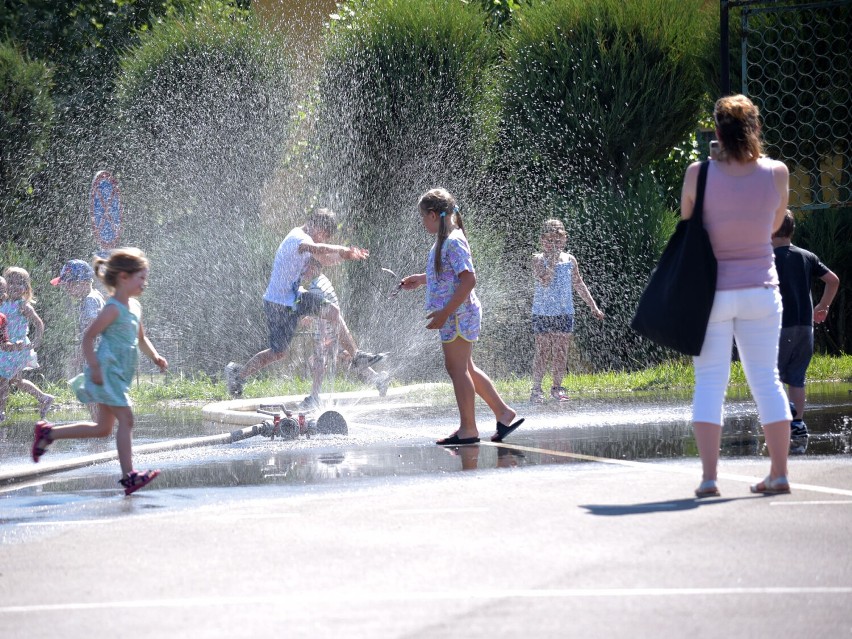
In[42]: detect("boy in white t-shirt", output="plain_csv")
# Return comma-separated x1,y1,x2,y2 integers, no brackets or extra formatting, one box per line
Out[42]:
224,208,385,397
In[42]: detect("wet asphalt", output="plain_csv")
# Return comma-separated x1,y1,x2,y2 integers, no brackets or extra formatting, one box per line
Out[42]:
1,386,851,638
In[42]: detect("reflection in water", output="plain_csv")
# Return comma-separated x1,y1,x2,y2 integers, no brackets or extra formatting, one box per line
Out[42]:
0,385,849,496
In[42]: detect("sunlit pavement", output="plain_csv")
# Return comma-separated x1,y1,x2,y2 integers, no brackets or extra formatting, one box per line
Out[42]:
1,385,851,638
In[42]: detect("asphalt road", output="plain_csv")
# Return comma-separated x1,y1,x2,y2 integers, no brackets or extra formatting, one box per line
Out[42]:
2,442,851,638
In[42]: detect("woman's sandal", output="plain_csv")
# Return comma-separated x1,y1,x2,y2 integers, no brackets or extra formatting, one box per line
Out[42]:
694,480,720,498
119,469,161,496
31,420,53,463
750,475,791,495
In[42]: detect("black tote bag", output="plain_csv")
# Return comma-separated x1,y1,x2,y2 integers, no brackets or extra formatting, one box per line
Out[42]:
630,161,717,356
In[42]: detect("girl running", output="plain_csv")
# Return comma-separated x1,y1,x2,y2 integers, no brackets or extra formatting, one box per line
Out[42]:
31,248,168,496
0,267,54,422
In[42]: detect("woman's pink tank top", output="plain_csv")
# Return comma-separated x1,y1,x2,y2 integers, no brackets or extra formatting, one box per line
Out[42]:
703,158,781,290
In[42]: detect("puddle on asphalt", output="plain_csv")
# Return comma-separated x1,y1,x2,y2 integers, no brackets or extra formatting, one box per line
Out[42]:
0,383,850,498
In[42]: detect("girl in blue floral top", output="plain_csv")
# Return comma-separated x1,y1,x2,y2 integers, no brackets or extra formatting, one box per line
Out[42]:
401,188,523,445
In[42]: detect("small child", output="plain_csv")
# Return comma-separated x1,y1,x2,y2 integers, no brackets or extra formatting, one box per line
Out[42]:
0,268,55,422
400,188,523,445
52,259,105,418
530,219,604,403
772,211,840,451
31,248,168,496
0,277,30,361
301,259,390,407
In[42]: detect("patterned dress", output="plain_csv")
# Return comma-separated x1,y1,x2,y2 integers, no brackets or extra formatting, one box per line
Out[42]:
0,300,32,379
425,229,482,343
71,298,140,407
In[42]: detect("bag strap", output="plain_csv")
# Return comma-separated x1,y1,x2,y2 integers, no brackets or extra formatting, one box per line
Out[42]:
693,160,710,223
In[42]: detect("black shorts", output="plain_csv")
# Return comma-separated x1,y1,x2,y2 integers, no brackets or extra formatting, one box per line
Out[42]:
532,314,574,335
777,325,813,388
265,292,326,353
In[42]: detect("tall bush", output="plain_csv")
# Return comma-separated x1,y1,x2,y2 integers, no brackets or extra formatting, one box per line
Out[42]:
112,3,294,373
499,0,716,193
312,0,504,379
0,40,53,240
794,208,852,355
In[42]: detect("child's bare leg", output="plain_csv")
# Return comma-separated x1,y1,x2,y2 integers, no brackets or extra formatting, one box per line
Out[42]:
240,348,289,380
0,377,10,416
320,305,358,356
12,375,53,403
551,334,572,389
48,405,115,439
34,405,116,457
469,358,516,427
442,339,478,438
532,334,550,391
111,406,135,477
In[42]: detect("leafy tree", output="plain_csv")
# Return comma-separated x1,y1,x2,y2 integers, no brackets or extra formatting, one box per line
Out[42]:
0,39,53,239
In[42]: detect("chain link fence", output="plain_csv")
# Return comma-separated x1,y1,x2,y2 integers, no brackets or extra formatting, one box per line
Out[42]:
732,0,851,211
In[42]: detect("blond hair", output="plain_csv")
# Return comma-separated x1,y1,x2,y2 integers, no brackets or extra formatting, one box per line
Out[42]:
2,267,34,303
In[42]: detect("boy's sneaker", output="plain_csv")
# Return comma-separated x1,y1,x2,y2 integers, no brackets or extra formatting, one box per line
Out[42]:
300,394,319,411
550,386,570,402
790,419,809,455
374,371,391,397
530,389,546,404
353,350,386,370
224,362,244,397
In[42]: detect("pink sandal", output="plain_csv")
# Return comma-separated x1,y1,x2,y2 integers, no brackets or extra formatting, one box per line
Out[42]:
31,420,53,462
119,469,161,496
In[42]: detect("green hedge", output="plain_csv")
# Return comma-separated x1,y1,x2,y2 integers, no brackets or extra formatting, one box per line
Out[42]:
0,40,53,239
112,3,294,374
499,0,716,189
312,0,504,377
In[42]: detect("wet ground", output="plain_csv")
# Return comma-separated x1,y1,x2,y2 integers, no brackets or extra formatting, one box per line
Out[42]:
0,382,849,508
2,383,851,638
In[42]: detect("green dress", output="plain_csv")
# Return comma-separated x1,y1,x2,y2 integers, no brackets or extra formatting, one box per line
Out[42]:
71,298,140,407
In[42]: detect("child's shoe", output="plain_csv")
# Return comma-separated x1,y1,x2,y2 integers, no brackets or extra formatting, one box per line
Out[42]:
550,386,570,402
119,469,161,496
224,362,244,397
530,389,545,403
31,420,53,462
353,350,386,370
790,419,809,455
38,394,55,419
374,371,391,397
300,394,319,411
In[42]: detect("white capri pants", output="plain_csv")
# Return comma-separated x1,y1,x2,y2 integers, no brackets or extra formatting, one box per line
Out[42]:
692,287,792,426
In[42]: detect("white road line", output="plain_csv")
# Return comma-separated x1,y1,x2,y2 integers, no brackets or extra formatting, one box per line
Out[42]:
392,507,490,514
483,442,852,497
2,586,851,613
770,500,852,506
19,519,121,527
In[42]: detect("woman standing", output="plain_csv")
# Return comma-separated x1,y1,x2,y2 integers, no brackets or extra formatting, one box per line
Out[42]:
682,94,792,497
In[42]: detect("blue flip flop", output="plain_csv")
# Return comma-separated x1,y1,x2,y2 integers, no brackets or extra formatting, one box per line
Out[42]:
491,418,524,443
